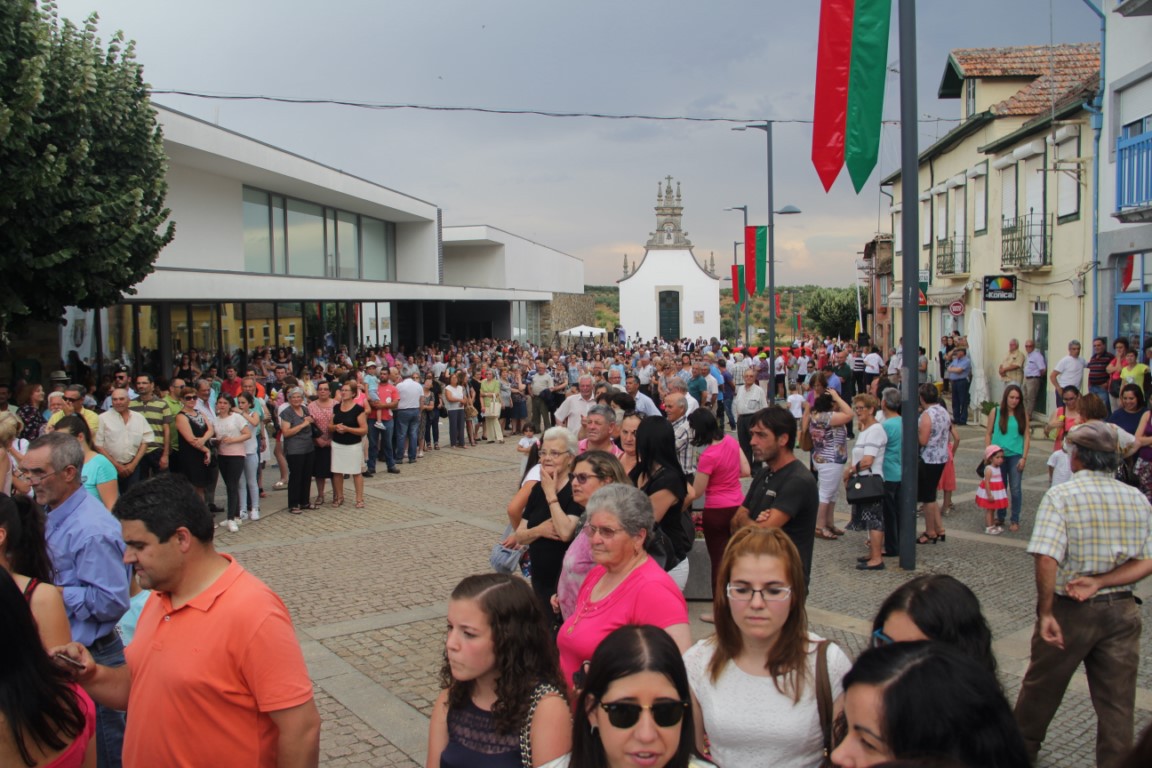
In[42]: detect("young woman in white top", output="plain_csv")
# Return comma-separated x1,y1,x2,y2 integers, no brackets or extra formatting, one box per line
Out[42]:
684,527,850,768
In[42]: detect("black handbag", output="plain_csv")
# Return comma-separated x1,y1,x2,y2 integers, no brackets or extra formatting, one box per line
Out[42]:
845,472,884,505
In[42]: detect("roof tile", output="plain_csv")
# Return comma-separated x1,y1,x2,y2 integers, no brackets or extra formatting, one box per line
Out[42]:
949,43,1100,117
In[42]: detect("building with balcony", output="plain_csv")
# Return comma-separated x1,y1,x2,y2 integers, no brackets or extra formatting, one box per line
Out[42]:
5,105,583,383
1099,3,1152,349
881,43,1099,411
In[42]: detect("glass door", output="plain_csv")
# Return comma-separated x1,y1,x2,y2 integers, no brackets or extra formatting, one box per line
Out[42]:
1032,311,1049,416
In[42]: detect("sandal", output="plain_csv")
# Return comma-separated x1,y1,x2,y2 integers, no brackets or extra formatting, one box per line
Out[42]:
288,507,302,515
314,494,326,506
815,528,839,540
355,499,365,508
331,497,344,508
273,481,287,490
916,533,938,545
829,526,846,537
305,503,320,510
1009,523,1020,533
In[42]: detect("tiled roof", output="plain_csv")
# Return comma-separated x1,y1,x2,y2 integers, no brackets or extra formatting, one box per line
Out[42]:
944,43,1099,117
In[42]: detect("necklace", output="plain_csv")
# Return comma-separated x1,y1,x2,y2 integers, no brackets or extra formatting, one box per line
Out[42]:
566,554,647,635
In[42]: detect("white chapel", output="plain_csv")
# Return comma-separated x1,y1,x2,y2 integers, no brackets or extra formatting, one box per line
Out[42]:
618,177,720,342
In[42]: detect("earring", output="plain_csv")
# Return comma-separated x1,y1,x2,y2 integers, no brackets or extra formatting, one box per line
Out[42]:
590,723,598,735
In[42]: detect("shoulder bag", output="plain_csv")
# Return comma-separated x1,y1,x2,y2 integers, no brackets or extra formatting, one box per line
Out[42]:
814,640,834,768
845,459,884,505
490,524,524,575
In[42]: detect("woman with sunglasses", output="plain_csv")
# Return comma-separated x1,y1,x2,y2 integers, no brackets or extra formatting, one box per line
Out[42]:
557,484,690,692
843,394,887,571
1046,385,1082,452
569,625,706,768
831,642,1027,768
684,527,850,768
427,573,571,768
869,574,996,677
554,451,630,620
516,427,583,615
172,387,215,502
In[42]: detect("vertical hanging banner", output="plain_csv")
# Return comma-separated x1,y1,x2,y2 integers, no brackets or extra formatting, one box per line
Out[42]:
812,0,892,193
746,226,768,295
730,265,746,309
811,0,855,191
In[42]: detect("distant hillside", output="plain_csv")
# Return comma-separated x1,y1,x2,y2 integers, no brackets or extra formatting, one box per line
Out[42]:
585,285,620,330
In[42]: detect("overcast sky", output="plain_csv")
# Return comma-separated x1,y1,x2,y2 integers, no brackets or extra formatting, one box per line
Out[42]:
52,0,1099,287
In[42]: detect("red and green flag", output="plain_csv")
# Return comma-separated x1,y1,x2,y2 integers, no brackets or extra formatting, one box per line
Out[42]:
730,265,747,310
812,0,892,192
744,226,768,295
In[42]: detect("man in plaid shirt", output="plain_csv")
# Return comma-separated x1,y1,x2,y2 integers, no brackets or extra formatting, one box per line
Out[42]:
1014,421,1152,767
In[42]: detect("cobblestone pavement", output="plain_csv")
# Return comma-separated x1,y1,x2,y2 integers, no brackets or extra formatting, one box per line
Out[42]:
212,423,1152,767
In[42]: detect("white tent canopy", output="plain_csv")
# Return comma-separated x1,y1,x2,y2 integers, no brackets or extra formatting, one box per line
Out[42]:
558,324,608,337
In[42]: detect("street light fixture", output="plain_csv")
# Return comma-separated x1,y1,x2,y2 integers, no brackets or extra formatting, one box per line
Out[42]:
724,206,749,343
733,121,801,403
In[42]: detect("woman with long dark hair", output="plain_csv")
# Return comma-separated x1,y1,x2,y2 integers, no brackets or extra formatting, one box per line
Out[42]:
870,574,996,677
983,383,1030,533
0,568,95,767
427,573,570,767
0,494,71,649
832,642,1028,768
570,625,702,768
629,416,692,589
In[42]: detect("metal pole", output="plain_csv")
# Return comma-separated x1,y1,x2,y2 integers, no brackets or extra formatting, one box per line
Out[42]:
740,207,750,343
898,0,920,572
766,122,776,404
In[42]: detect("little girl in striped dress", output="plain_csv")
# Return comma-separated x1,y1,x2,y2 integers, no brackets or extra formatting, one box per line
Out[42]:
977,444,1009,534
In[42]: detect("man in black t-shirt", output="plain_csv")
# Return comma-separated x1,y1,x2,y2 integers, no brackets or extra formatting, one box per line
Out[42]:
731,406,819,586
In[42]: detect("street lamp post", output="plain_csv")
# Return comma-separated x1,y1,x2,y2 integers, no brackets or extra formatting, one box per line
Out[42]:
724,206,749,343
733,121,801,403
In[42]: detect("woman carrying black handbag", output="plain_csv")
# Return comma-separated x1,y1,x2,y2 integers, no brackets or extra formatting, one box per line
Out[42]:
843,393,888,571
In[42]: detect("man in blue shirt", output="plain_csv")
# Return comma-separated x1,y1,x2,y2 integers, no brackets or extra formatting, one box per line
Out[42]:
947,346,973,425
26,431,130,768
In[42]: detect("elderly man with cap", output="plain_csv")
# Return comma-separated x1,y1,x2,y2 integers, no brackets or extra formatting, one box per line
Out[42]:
1014,421,1152,767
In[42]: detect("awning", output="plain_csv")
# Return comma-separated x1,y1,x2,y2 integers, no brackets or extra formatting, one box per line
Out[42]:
887,285,968,309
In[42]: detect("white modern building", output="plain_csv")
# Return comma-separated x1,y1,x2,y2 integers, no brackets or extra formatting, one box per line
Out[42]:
618,178,721,342
36,104,582,379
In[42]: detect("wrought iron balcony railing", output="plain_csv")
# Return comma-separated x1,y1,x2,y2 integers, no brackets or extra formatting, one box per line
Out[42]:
1001,212,1052,270
936,237,969,275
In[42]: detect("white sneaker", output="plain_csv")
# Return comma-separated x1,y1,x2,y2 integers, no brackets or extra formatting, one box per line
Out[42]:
239,510,249,521
226,519,239,533
249,509,260,521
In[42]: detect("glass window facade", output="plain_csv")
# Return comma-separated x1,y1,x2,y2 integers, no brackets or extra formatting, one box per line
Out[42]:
244,186,394,280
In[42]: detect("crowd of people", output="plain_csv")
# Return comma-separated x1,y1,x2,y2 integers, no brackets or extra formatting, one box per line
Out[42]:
3,331,1152,767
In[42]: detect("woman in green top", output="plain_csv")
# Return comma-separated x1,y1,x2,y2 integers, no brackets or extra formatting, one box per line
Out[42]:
480,369,504,444
983,384,1030,532
52,415,119,511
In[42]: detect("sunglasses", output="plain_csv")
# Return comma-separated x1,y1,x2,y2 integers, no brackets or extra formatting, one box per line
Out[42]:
183,395,197,401
570,472,603,485
871,628,894,648
599,700,688,729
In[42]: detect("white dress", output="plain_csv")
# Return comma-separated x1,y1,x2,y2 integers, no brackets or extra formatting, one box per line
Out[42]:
684,633,851,768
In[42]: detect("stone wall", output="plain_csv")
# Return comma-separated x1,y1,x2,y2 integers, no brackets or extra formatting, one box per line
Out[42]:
541,292,596,345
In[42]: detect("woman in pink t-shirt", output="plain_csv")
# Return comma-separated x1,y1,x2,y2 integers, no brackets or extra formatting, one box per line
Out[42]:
688,408,750,622
557,484,691,691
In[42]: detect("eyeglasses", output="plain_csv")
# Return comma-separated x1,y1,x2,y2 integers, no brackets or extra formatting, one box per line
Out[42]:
871,628,895,648
183,395,197,401
1063,395,1078,402
584,523,625,539
598,700,688,729
16,467,60,485
570,472,603,485
725,583,792,602
539,449,569,458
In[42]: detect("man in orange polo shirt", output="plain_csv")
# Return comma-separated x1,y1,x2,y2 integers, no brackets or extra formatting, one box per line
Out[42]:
56,474,320,767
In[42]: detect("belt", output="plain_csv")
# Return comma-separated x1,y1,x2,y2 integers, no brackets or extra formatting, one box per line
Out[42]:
1056,591,1134,605
88,630,121,652
1026,376,1043,379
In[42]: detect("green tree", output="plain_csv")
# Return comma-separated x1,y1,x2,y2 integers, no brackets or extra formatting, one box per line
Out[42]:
805,287,859,339
0,1,173,340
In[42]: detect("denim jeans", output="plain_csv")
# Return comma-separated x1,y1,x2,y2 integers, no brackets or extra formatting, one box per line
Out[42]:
448,409,466,447
722,398,736,429
368,418,396,470
90,632,127,768
1089,384,1112,416
1000,452,1024,524
241,451,260,514
951,378,970,424
393,408,420,462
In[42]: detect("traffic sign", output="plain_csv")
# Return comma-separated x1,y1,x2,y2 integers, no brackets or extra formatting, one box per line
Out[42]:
948,300,965,317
